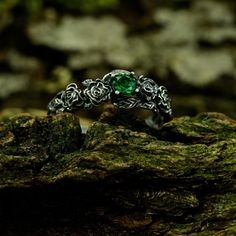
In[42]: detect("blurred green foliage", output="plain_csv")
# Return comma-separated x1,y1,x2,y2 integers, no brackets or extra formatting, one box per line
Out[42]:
0,0,41,30
50,0,119,13
0,0,18,12
0,0,118,16
0,0,42,14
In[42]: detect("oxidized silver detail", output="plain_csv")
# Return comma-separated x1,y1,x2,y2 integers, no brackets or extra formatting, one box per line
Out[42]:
47,69,172,129
83,79,111,108
137,76,159,101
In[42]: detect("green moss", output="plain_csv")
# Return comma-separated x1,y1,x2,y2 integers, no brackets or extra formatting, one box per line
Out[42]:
0,154,41,188
0,112,235,234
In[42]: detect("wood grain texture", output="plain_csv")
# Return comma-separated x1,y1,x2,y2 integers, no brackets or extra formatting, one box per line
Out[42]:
0,112,235,235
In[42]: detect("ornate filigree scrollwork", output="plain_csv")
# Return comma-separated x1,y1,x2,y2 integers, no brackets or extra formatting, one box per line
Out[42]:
48,70,172,129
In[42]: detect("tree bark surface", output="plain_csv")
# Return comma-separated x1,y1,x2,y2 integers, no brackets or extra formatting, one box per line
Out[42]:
0,112,235,235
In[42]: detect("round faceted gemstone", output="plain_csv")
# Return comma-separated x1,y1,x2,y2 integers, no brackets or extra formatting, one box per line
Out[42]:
111,72,137,95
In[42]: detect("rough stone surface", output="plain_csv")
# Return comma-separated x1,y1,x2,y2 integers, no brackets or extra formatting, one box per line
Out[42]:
0,112,235,235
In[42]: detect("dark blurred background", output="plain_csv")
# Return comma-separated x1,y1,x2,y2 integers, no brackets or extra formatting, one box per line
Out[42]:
0,0,235,122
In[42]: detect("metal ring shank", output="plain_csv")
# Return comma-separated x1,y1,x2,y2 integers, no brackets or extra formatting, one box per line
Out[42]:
47,70,172,129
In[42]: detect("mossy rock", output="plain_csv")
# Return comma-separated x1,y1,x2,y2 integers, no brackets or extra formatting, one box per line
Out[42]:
0,112,235,235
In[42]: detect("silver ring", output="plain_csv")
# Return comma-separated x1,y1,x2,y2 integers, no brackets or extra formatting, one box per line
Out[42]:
47,69,172,129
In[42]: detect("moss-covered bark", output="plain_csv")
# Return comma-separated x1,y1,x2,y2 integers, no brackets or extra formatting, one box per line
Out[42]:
0,112,235,235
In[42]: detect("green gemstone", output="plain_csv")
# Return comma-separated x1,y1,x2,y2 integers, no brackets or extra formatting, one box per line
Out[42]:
111,73,137,95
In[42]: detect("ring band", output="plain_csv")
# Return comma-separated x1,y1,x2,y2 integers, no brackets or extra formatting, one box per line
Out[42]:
47,69,172,129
